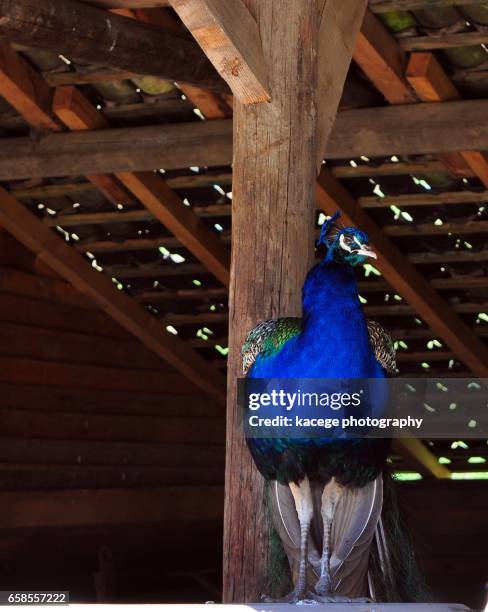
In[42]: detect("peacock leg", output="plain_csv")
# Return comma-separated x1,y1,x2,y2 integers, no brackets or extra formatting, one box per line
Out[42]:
314,477,343,597
285,476,314,601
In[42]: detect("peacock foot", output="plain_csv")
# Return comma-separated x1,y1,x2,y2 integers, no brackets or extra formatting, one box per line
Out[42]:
310,593,372,603
262,588,319,604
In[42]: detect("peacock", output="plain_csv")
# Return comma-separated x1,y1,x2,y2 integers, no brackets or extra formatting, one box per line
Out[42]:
242,212,399,603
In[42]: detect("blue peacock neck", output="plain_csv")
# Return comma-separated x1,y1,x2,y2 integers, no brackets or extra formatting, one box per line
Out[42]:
301,260,361,326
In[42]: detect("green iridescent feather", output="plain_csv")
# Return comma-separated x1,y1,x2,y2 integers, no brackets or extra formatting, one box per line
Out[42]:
243,317,396,376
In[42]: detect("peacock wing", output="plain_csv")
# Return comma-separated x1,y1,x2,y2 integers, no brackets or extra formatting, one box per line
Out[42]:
242,317,302,375
366,319,396,375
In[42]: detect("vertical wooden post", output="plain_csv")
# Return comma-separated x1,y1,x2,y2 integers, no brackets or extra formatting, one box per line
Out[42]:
223,0,366,601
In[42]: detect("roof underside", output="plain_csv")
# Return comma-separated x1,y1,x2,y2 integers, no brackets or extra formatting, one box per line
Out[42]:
0,0,487,476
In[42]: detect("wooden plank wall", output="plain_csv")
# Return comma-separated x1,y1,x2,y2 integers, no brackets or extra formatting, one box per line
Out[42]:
0,231,225,601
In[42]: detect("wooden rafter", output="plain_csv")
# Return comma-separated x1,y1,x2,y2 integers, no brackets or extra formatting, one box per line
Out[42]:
370,0,488,12
354,9,416,105
316,168,488,378
401,32,488,52
83,0,171,6
0,189,226,402
392,438,451,480
0,0,226,92
0,43,132,206
4,99,488,179
170,0,270,104
10,159,476,200
114,3,234,119
354,9,471,177
52,85,230,286
0,41,60,131
407,52,488,189
0,43,228,283
316,0,368,167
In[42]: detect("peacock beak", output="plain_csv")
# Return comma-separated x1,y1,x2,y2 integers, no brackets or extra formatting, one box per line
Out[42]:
356,246,377,259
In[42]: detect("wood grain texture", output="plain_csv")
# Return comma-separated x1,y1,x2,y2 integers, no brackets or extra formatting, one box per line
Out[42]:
0,46,135,207
370,0,486,12
407,52,488,188
224,0,362,602
316,0,367,167
5,98,488,179
354,16,470,177
178,82,233,118
0,356,190,394
0,188,227,402
0,0,225,92
53,86,231,285
316,168,488,378
171,0,270,104
353,9,416,104
392,438,451,479
117,171,231,285
0,41,61,131
401,31,488,52
0,405,224,444
82,0,171,6
0,486,223,528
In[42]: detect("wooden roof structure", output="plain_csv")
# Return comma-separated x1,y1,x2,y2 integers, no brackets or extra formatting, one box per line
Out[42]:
0,0,487,607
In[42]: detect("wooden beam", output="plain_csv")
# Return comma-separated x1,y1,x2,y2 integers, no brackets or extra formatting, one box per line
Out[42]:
392,438,451,480
370,0,487,12
0,119,233,180
316,0,367,166
45,67,141,87
83,0,171,6
111,0,234,118
12,160,463,200
332,160,475,179
383,220,488,237
354,12,470,177
401,32,488,52
178,82,233,118
316,168,488,378
45,209,153,227
170,0,270,104
52,86,231,285
0,41,61,131
118,173,230,284
353,9,417,104
0,486,223,529
407,52,488,189
5,99,488,179
0,43,135,207
0,0,226,93
0,189,226,402
359,189,488,208
410,249,488,264
225,0,365,602
105,262,207,278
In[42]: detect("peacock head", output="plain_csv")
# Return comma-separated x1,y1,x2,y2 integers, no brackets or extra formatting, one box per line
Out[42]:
317,211,377,267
